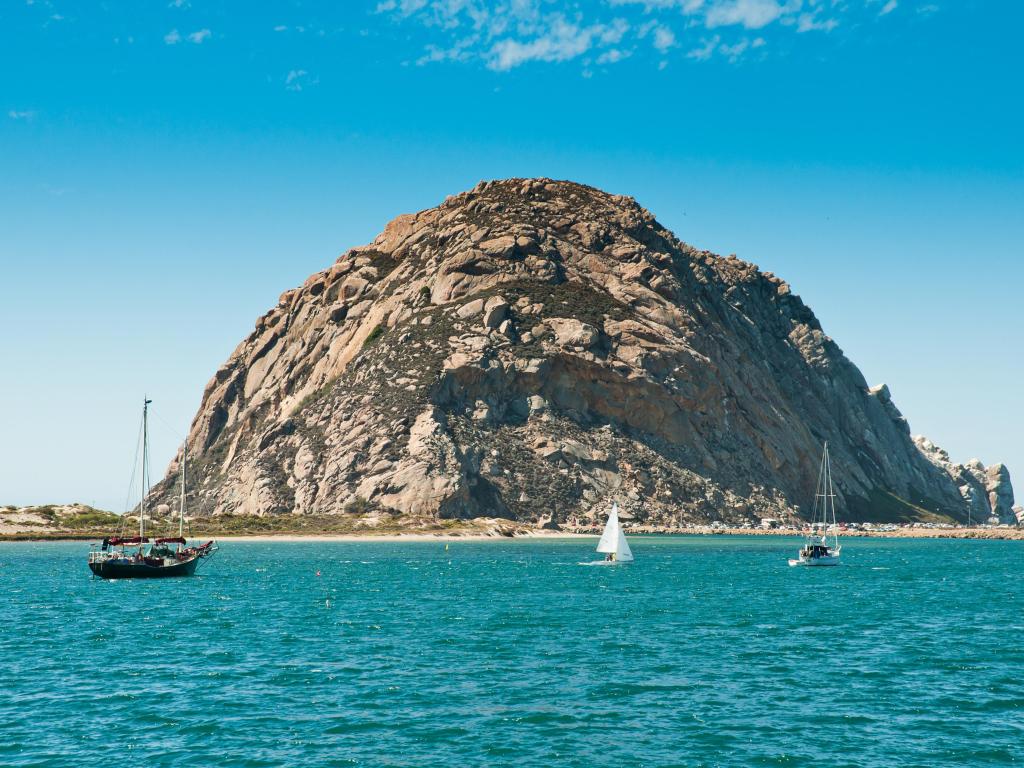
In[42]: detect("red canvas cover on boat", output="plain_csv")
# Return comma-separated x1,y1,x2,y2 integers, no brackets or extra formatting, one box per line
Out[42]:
108,536,149,545
155,537,187,544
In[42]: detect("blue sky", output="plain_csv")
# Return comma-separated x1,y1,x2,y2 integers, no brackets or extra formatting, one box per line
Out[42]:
1,0,1021,510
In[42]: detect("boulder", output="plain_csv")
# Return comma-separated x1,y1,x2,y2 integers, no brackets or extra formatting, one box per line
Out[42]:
482,295,509,329
456,298,485,319
545,318,599,349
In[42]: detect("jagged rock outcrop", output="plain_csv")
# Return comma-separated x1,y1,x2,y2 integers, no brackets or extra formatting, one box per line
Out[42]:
149,178,1015,527
914,436,1017,524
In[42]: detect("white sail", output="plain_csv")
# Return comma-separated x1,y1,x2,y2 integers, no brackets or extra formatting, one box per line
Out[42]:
615,525,634,562
596,503,620,553
596,503,633,561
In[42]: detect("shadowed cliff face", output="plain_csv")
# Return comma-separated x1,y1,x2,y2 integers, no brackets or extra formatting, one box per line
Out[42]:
149,178,1013,527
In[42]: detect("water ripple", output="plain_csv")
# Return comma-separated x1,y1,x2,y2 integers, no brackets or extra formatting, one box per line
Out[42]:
0,537,1021,766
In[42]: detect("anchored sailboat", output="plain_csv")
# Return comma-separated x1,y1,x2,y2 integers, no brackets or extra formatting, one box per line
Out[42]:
88,398,217,579
582,502,634,565
789,441,842,567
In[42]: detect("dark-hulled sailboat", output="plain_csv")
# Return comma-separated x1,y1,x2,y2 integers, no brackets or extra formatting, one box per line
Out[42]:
88,398,217,579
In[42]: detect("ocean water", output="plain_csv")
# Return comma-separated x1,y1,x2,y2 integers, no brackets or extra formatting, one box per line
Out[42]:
1,537,1021,767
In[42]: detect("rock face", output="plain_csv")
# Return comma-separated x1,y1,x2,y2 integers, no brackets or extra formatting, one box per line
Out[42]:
149,178,1015,527
914,437,1017,524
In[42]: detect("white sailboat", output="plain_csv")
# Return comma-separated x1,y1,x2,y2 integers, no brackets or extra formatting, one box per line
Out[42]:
583,502,634,565
789,441,842,567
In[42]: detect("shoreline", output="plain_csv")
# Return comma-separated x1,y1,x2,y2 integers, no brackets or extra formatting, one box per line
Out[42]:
3,527,1022,542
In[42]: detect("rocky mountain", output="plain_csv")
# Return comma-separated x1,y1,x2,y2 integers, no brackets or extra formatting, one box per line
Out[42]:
149,178,1015,528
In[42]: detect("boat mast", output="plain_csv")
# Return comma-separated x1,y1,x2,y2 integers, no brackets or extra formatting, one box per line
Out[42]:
141,396,151,542
825,442,839,548
812,442,828,539
179,442,187,538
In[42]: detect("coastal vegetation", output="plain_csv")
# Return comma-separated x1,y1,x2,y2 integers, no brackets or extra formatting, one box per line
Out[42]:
362,323,385,347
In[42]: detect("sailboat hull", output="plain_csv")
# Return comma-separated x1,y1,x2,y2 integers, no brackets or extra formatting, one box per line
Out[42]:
788,555,841,567
89,555,202,579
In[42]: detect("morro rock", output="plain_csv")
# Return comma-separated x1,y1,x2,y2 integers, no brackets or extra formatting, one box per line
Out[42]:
149,178,1014,527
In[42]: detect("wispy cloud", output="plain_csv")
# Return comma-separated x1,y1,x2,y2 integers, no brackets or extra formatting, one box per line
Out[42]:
687,35,720,61
165,27,212,45
8,109,37,121
597,47,632,64
796,11,839,33
705,0,783,30
652,26,676,51
285,69,317,91
379,1,909,71
487,16,629,71
879,0,898,15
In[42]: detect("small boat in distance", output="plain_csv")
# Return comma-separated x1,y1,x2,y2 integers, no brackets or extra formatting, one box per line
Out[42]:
789,441,842,567
88,398,217,579
582,502,634,565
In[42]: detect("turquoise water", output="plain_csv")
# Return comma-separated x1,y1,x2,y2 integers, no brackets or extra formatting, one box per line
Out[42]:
1,537,1021,767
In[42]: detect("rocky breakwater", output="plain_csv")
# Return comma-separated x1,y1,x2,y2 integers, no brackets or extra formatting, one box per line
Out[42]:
147,178,1015,529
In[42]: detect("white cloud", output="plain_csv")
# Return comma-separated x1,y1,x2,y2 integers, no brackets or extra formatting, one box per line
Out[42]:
597,48,632,64
719,38,749,60
705,0,784,30
601,18,630,45
796,11,839,32
485,16,630,71
686,35,720,61
879,0,897,15
718,35,764,61
686,32,764,62
416,36,479,65
169,0,190,7
285,69,316,91
379,0,898,72
166,28,211,45
274,25,288,32
652,25,677,51
8,109,37,120
610,0,704,11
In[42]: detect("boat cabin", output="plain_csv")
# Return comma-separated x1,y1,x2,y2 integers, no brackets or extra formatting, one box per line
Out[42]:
801,544,833,558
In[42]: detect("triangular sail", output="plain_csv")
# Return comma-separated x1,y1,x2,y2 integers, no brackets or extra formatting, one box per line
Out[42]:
596,503,620,553
615,526,634,562
596,503,633,561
